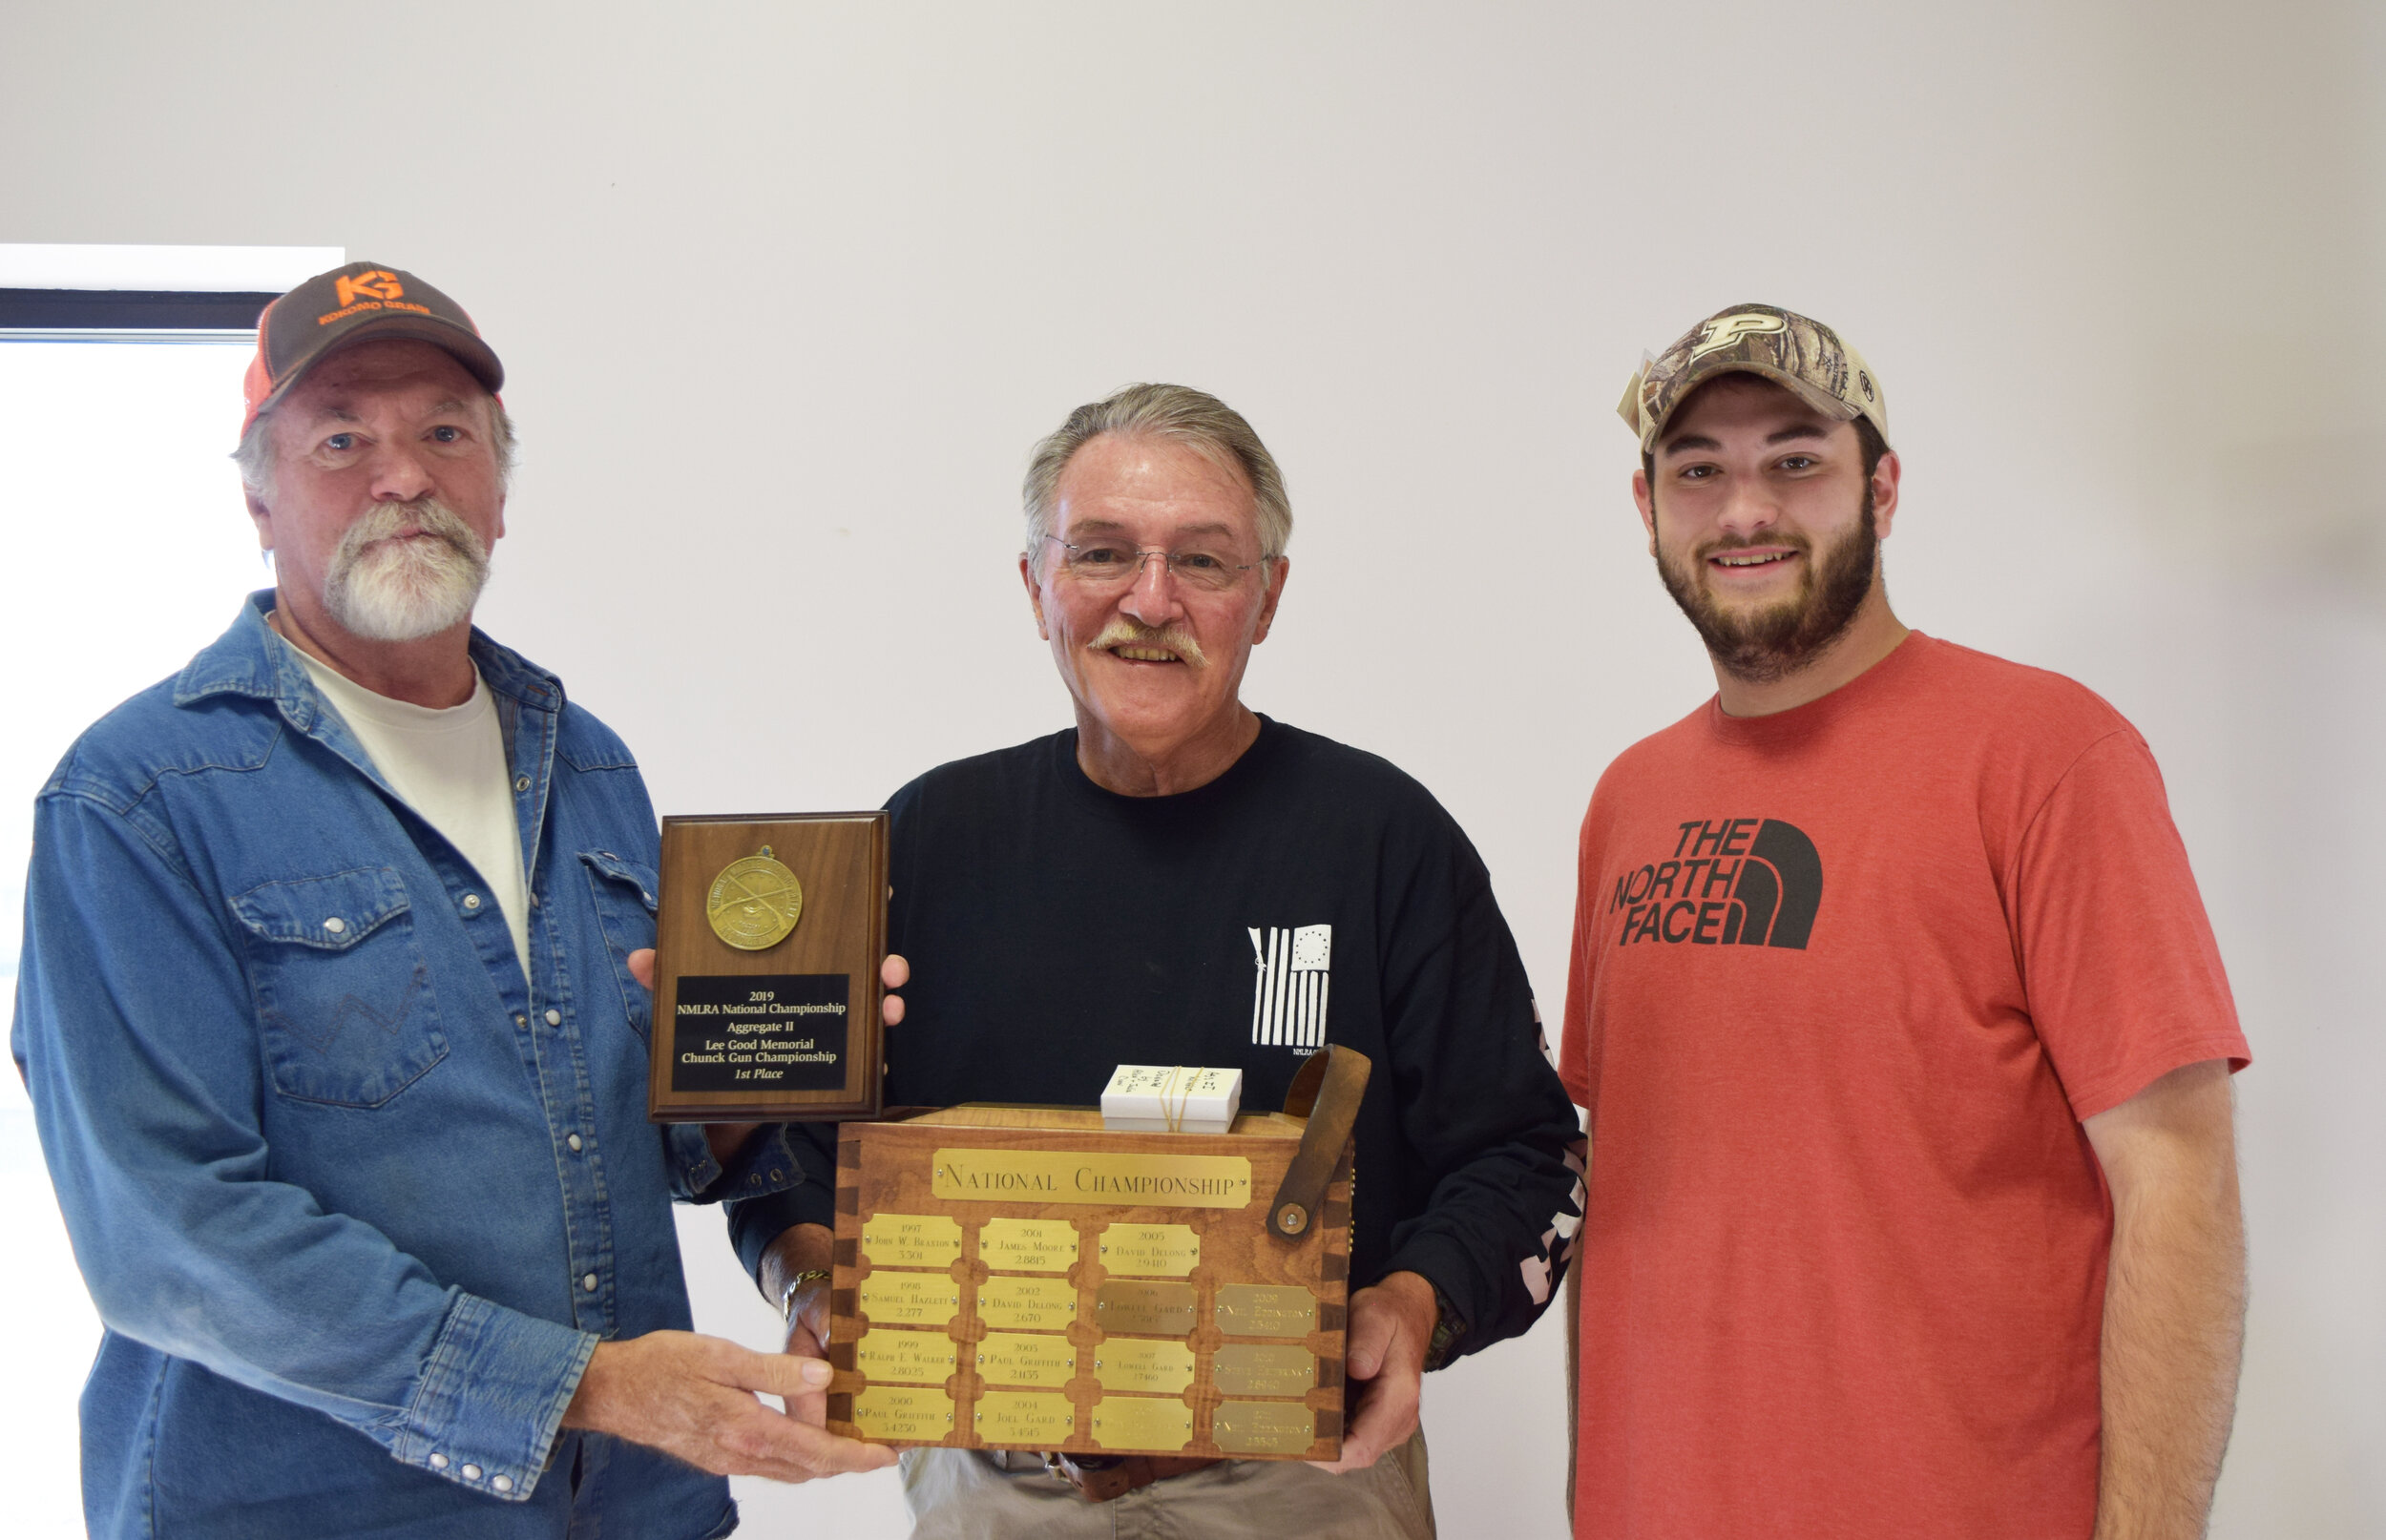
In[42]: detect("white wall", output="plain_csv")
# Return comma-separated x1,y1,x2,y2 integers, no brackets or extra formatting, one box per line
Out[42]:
4,3,2380,1534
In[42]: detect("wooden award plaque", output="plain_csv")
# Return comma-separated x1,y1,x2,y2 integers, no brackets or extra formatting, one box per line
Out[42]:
825,1047,1370,1461
648,812,888,1122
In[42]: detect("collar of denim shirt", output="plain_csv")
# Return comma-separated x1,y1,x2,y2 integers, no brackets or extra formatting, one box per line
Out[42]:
174,590,565,891
177,591,563,721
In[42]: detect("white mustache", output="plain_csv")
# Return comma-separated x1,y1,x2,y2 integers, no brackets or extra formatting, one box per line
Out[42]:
337,498,486,564
1090,617,1208,669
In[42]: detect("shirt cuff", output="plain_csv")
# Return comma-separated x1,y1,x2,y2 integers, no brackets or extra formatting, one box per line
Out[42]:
728,1185,836,1281
667,1123,804,1204
392,1291,596,1502
1376,1232,1484,1365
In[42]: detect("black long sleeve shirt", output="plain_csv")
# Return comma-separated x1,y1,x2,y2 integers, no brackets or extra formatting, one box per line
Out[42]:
730,718,1580,1360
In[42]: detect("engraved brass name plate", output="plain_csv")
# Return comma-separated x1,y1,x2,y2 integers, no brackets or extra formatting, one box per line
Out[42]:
1213,1400,1314,1455
1098,1222,1200,1278
862,1213,963,1270
975,1390,1076,1446
932,1149,1253,1209
854,1328,956,1384
978,1217,1079,1273
1214,1283,1318,1338
859,1273,962,1326
1212,1343,1316,1397
979,1275,1078,1330
1090,1395,1193,1452
976,1332,1077,1388
851,1385,953,1441
1095,1280,1197,1336
1093,1338,1195,1394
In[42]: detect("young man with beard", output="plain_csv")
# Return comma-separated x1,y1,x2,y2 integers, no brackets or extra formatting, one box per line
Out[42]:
1559,305,2250,1539
11,262,892,1539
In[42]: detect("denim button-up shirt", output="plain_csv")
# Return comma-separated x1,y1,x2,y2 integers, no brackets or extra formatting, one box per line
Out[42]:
11,593,796,1539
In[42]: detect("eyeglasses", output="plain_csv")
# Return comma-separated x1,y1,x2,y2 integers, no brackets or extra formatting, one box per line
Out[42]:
1042,536,1274,593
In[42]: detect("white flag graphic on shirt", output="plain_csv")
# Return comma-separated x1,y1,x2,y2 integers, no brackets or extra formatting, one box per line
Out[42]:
1247,924,1331,1049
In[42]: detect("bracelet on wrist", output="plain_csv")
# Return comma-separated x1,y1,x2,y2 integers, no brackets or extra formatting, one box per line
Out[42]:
777,1268,831,1321
1421,1283,1465,1372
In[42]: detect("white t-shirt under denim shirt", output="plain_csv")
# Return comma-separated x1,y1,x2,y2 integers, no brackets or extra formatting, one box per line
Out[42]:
288,647,532,973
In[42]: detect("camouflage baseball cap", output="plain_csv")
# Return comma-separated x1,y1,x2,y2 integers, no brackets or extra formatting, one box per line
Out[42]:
1618,303,1889,453
239,261,503,438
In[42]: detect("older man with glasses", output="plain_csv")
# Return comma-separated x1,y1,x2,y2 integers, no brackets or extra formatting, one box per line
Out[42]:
727,384,1582,1536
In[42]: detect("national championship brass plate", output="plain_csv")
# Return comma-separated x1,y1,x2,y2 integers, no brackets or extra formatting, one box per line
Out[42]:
648,812,887,1121
931,1149,1253,1208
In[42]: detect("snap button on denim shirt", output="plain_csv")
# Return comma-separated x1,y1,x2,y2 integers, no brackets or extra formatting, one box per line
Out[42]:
10,593,796,1539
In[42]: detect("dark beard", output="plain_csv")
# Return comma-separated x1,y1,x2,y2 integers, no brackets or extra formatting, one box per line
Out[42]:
1656,487,1878,685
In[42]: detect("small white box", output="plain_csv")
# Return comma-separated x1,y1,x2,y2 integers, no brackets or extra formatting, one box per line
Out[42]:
1100,1065,1243,1134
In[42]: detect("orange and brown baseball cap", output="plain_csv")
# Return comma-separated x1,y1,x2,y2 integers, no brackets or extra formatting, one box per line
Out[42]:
1619,302,1890,453
239,261,503,438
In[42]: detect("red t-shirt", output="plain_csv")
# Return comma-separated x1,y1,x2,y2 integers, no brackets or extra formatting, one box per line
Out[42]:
1559,634,2247,1540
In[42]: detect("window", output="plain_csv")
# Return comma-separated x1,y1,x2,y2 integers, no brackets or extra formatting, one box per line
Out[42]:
0,244,340,1536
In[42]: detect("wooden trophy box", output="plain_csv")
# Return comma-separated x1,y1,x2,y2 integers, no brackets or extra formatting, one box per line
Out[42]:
826,1047,1369,1461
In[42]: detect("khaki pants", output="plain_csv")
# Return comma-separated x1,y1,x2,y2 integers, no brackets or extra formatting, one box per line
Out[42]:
899,1432,1436,1539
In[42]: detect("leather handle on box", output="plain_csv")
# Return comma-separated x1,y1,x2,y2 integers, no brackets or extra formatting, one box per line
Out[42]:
1268,1044,1371,1240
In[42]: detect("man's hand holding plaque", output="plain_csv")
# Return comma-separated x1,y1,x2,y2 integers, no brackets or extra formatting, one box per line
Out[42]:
623,948,903,1452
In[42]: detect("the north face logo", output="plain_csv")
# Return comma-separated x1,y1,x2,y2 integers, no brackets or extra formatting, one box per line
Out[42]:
1610,818,1822,949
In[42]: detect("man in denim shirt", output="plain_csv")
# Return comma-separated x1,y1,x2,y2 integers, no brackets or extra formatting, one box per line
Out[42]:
10,261,893,1538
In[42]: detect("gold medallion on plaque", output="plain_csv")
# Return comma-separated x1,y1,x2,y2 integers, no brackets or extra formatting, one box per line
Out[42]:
705,845,803,951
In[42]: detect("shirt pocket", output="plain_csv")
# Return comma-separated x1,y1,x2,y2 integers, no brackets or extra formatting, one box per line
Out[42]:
229,867,450,1109
580,849,660,1044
